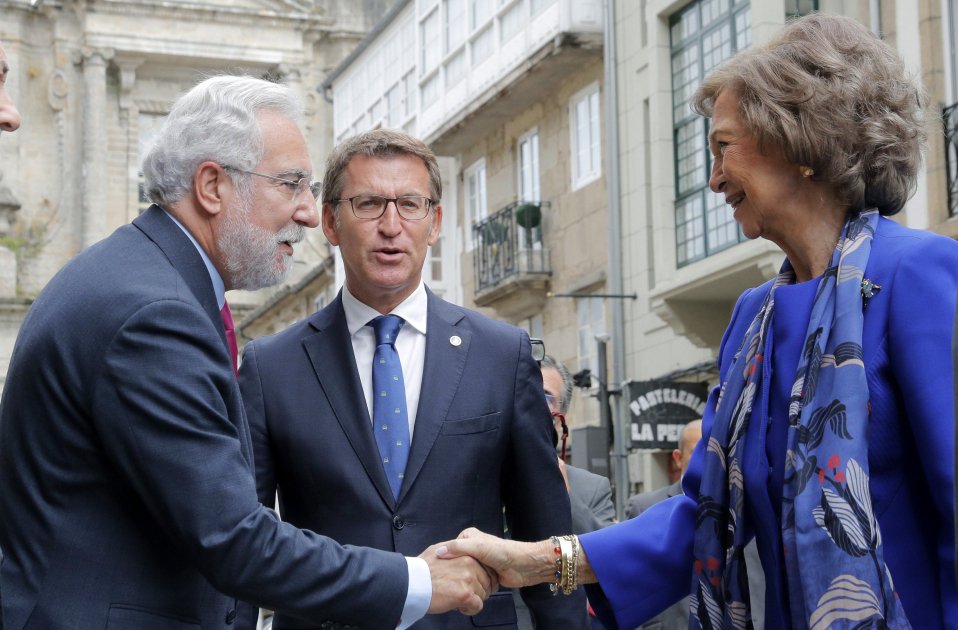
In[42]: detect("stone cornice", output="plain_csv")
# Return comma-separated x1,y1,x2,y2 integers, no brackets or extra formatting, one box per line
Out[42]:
88,0,335,29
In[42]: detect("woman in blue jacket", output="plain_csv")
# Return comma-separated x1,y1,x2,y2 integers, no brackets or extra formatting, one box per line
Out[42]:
442,13,958,629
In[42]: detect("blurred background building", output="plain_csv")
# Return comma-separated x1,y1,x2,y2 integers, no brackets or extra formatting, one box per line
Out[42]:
2,0,956,517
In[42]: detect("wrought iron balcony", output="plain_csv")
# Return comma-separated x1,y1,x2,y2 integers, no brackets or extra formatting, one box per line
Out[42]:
471,201,551,317
945,102,958,217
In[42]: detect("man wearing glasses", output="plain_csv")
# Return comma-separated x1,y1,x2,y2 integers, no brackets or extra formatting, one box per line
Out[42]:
0,78,494,630
239,128,587,629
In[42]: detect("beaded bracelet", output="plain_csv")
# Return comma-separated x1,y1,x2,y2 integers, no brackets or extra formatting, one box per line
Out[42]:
549,535,562,595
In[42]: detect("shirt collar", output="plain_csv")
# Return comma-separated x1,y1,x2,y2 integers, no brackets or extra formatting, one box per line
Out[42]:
342,282,428,337
163,209,226,309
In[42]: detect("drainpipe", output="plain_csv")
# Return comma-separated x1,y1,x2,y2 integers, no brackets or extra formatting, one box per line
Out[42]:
603,0,629,520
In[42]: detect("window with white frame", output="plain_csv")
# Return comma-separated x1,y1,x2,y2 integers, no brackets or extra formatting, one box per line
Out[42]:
446,0,467,53
421,7,441,74
500,1,525,43
671,0,750,266
576,296,606,377
470,0,494,29
570,82,601,190
427,236,444,284
517,128,541,250
465,159,488,249
518,128,540,202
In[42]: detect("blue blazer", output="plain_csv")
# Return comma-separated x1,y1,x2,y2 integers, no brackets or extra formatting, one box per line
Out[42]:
579,217,958,629
0,206,409,629
239,289,589,629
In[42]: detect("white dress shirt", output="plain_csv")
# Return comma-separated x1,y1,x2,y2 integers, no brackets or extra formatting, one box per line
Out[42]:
342,281,432,628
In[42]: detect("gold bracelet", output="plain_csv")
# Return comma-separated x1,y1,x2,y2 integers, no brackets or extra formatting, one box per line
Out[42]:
559,535,577,595
568,535,579,594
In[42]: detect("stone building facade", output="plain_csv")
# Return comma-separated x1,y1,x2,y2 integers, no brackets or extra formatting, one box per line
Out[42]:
0,0,389,390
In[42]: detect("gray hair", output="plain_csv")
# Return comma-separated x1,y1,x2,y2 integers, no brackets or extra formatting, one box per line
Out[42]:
321,128,442,212
142,75,302,207
691,13,925,215
540,354,573,414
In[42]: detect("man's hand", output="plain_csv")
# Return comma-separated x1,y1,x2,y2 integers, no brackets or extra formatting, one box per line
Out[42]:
435,528,554,589
419,542,499,615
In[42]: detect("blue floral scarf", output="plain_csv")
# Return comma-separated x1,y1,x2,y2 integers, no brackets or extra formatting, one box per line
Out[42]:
690,209,910,629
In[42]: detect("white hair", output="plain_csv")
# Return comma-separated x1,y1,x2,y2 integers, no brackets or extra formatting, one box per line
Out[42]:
141,75,302,206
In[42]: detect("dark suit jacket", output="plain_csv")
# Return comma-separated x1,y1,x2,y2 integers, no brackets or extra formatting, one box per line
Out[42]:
625,483,687,630
566,466,615,536
240,290,588,629
0,206,409,630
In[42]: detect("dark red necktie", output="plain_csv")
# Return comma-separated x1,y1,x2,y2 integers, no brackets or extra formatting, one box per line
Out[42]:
220,302,238,376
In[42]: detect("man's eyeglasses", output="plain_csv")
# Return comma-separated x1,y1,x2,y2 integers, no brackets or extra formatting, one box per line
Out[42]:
545,393,559,411
334,194,434,220
223,166,321,201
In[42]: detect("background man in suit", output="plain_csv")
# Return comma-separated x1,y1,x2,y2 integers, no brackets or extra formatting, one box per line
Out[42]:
540,355,615,535
625,420,701,520
515,354,614,630
0,40,21,136
239,128,587,629
0,76,493,630
624,421,700,630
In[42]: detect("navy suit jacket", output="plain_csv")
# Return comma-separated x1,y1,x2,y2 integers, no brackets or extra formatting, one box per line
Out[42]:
240,290,588,629
0,206,409,630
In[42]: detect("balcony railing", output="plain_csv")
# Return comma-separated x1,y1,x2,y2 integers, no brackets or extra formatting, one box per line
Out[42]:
473,200,551,293
944,102,958,217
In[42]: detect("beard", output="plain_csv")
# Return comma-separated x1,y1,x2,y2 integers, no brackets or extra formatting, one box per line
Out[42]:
218,196,305,290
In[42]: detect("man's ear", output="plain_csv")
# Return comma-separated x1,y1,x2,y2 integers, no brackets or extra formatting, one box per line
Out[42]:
194,161,231,218
427,203,443,245
671,448,683,468
322,203,340,246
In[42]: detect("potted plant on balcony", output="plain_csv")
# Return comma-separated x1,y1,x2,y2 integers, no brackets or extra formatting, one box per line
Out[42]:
514,202,541,247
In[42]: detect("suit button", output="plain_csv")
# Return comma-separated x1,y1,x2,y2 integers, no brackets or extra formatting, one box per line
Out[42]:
225,609,236,624
392,515,405,530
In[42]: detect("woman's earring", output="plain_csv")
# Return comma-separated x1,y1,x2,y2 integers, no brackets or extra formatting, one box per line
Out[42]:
800,165,815,178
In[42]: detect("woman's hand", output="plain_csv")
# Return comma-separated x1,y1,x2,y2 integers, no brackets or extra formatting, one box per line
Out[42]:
436,528,559,589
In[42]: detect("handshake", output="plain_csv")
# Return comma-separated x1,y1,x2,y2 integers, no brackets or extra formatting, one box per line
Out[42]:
418,528,586,616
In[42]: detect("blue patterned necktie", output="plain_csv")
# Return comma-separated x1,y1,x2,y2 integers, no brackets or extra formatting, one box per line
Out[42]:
369,315,410,500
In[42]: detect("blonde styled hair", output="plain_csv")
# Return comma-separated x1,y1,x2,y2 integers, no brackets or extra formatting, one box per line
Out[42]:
692,13,925,215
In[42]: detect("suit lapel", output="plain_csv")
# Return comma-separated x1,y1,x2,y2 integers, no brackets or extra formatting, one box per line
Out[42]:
303,295,396,508
133,205,225,345
132,205,253,467
399,289,470,502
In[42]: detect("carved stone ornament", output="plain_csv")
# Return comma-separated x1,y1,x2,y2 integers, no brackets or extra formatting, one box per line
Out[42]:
0,173,22,236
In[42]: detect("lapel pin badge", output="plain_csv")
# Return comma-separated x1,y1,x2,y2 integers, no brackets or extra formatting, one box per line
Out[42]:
861,278,881,308
449,335,462,347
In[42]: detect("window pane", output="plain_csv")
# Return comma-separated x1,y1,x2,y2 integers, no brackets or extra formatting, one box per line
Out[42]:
446,0,467,52
472,25,494,65
531,0,555,15
445,50,466,88
471,0,494,30
421,74,440,106
501,1,524,42
671,0,750,265
518,131,540,201
421,10,441,73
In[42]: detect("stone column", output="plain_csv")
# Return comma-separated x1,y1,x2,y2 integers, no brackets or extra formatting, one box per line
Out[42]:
80,47,113,249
